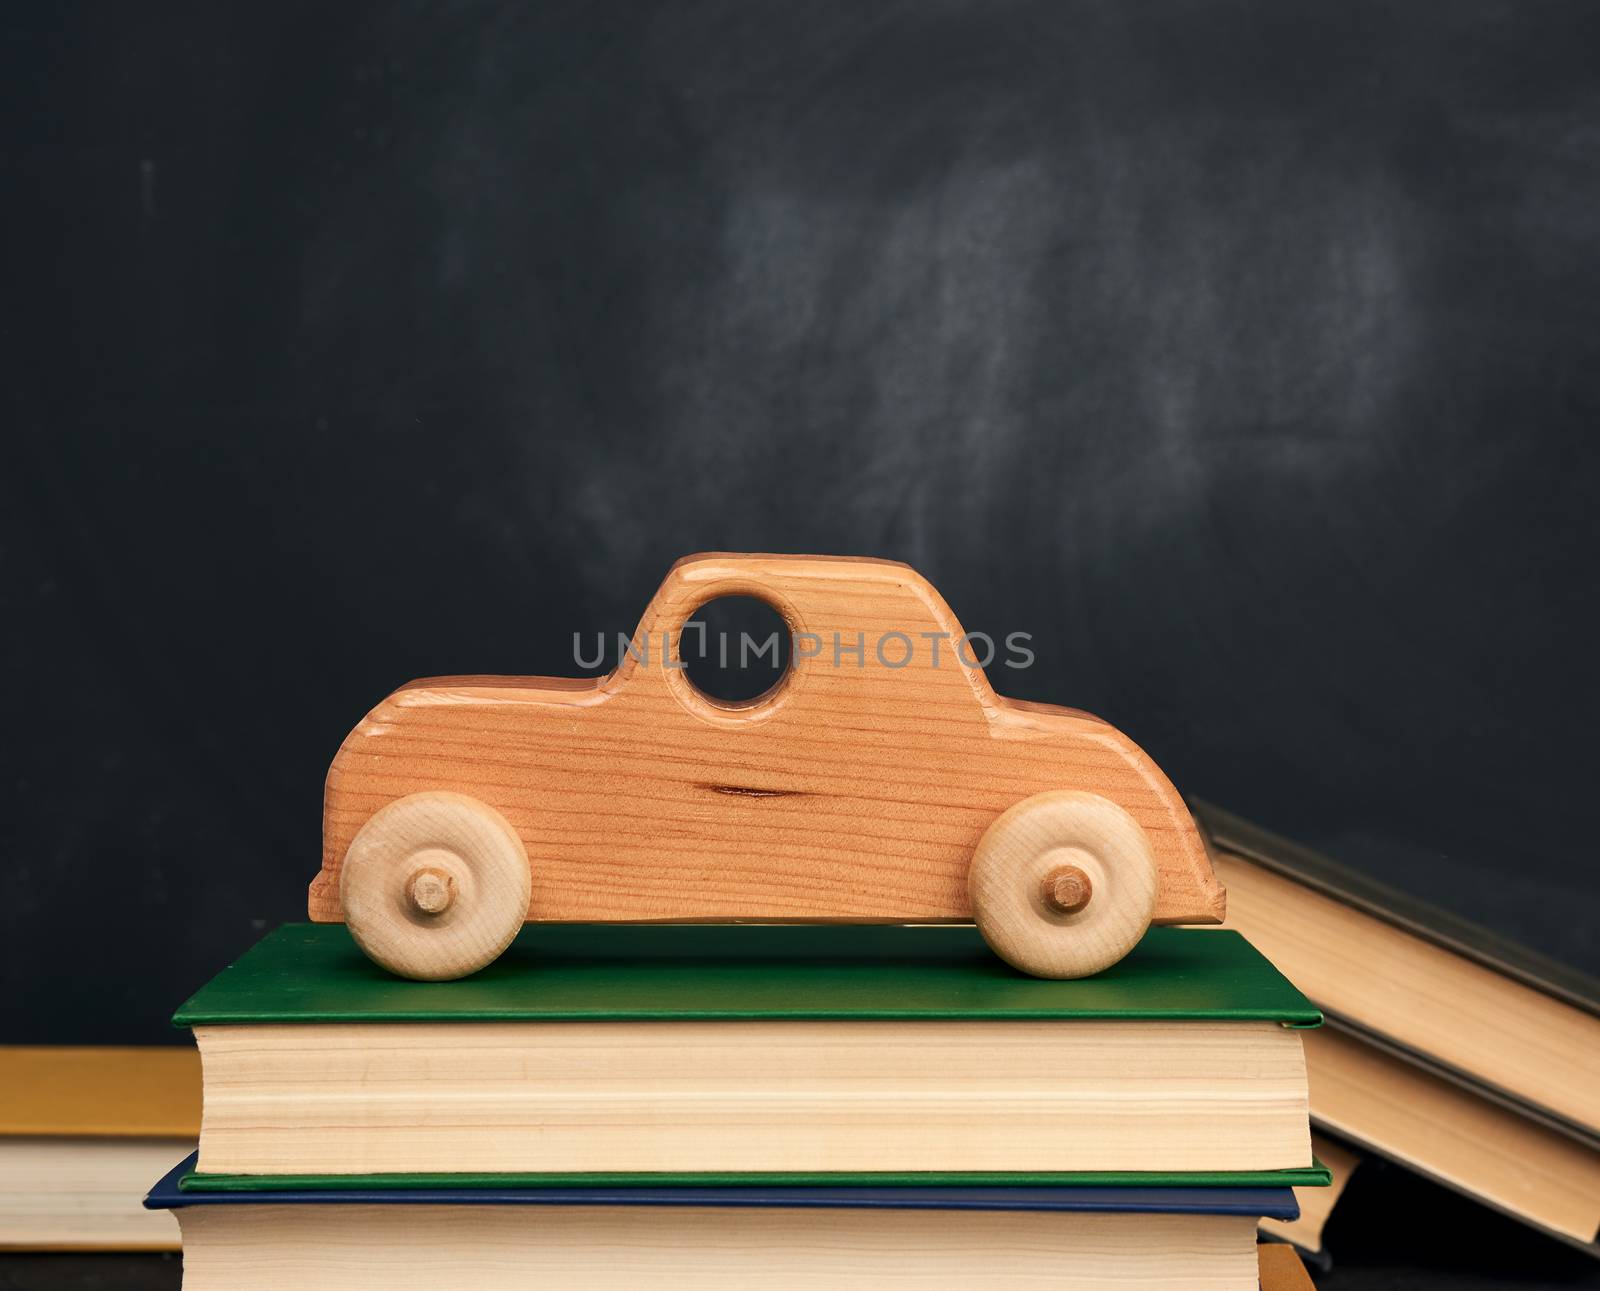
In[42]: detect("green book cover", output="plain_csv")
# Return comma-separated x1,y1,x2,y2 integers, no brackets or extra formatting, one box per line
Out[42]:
182,1163,1332,1192
176,924,1325,1192
175,923,1322,1026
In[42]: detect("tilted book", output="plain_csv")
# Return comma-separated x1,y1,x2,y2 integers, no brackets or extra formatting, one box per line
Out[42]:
1195,801,1600,1253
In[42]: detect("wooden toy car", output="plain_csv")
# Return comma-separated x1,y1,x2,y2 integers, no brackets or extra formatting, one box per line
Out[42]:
308,554,1224,980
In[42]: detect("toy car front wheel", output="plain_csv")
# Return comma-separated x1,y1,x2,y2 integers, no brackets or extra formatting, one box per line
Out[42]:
969,790,1158,978
340,791,531,980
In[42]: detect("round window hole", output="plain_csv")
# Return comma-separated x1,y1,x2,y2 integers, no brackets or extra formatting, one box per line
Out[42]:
680,595,792,706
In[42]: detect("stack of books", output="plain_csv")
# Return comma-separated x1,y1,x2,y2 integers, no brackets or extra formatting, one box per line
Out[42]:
0,1046,197,1249
1198,802,1600,1261
146,922,1326,1288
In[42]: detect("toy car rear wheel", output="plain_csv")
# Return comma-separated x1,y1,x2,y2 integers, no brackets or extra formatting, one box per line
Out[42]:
969,790,1158,978
340,791,531,981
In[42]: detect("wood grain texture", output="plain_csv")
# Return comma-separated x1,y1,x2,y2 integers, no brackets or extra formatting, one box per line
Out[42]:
309,555,1222,940
969,791,1159,977
175,1204,1261,1290
340,792,532,980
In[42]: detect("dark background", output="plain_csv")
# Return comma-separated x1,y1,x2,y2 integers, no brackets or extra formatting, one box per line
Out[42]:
5,2,1598,1053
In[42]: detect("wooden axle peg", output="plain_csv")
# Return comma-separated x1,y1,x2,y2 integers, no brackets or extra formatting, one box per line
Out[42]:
970,791,1159,978
407,867,456,916
341,792,531,981
1042,865,1093,915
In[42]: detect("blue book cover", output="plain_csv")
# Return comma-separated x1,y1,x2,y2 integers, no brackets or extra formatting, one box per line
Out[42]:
147,1153,1298,1220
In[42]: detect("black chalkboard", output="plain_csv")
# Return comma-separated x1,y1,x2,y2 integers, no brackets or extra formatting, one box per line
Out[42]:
5,2,1597,1042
